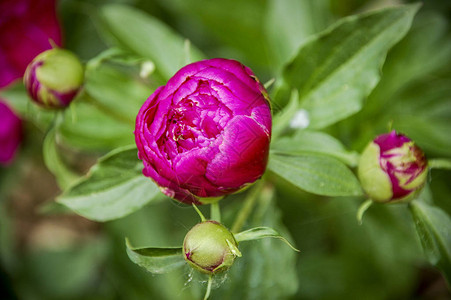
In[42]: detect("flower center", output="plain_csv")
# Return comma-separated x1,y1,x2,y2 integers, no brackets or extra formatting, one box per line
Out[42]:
159,80,232,157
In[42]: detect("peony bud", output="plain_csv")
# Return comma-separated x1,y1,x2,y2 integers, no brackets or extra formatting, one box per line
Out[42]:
183,221,241,274
358,130,428,203
135,58,272,204
0,100,22,166
23,48,84,109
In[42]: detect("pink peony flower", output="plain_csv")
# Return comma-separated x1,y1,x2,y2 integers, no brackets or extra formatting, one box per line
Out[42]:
135,58,272,204
0,100,22,166
358,130,428,203
0,0,62,89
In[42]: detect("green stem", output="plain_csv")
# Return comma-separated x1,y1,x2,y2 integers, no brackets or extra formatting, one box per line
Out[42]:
231,180,264,233
203,275,213,300
43,113,79,189
429,158,451,170
356,199,373,225
210,202,221,223
192,204,206,222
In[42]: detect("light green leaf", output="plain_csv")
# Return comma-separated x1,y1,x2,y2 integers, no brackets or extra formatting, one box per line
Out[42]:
99,4,204,80
58,145,160,221
43,124,79,190
0,84,53,131
269,153,363,197
271,130,359,167
84,63,152,124
58,96,135,151
409,201,451,284
234,227,299,252
125,239,185,274
57,57,152,151
283,4,419,128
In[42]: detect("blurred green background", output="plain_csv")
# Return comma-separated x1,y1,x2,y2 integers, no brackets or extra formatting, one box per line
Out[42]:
1,0,450,299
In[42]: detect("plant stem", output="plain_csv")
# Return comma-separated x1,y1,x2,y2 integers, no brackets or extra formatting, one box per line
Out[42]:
203,275,213,300
429,158,451,170
192,204,206,222
210,202,221,223
231,180,264,233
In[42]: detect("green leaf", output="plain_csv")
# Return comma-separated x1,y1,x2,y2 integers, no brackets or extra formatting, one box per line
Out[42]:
43,124,79,190
58,96,135,151
0,84,53,131
369,12,451,106
265,0,333,70
389,79,451,157
269,153,363,196
84,63,152,124
162,0,267,68
58,145,160,221
99,4,204,80
282,4,419,129
409,201,451,284
125,239,184,274
271,130,359,167
234,226,299,252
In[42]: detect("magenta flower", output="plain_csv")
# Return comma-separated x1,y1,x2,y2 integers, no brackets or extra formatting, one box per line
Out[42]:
0,0,62,89
358,130,428,203
24,48,84,109
0,100,22,166
135,58,272,204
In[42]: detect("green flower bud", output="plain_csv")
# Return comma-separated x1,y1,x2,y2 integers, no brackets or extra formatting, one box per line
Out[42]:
183,221,241,274
358,131,428,203
24,48,84,109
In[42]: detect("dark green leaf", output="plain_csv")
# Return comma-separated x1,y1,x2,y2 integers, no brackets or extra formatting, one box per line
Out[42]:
409,200,451,284
389,79,451,157
283,4,419,128
99,4,205,80
269,153,363,196
58,145,160,221
265,0,333,70
271,130,359,167
162,0,267,68
369,12,451,105
125,239,185,274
